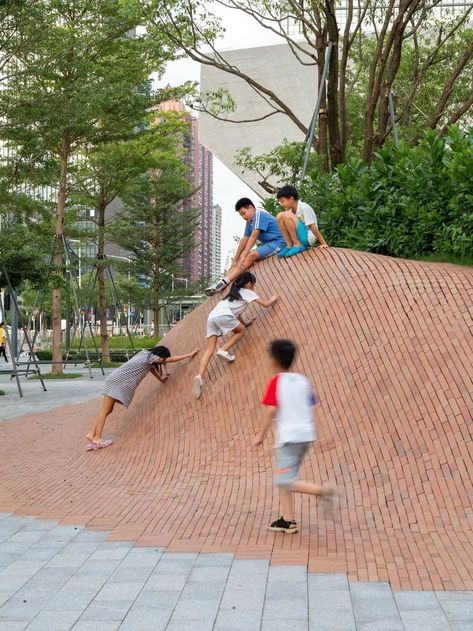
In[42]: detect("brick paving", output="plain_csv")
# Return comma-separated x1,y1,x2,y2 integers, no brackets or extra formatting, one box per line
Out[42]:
0,249,471,592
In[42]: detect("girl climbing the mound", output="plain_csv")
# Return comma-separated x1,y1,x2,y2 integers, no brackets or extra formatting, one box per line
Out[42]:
86,345,199,450
192,271,278,399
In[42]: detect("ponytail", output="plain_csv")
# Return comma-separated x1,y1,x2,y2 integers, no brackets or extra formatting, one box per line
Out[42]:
225,272,256,302
147,345,171,375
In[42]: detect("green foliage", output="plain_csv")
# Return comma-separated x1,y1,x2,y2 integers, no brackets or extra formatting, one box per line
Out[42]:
301,127,473,260
0,220,51,288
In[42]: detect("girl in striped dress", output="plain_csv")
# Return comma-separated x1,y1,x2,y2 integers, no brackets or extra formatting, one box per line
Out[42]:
86,344,198,450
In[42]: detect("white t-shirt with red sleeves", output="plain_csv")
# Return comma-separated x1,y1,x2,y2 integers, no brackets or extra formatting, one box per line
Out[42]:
262,372,317,447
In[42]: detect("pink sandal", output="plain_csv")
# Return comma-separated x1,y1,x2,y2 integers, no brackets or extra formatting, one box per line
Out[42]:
85,439,113,451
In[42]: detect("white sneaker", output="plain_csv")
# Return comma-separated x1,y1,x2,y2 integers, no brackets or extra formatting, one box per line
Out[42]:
216,350,236,363
192,375,203,399
204,278,229,296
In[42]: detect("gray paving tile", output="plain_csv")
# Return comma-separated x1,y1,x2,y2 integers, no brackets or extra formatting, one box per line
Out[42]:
94,582,143,602
143,574,189,592
266,579,308,601
262,597,308,620
309,573,349,591
440,599,473,622
309,588,353,612
88,544,132,562
72,622,120,631
117,547,163,568
0,622,28,630
120,608,172,631
20,521,57,532
214,608,262,631
309,609,356,630
356,621,404,631
436,591,473,601
179,582,224,601
40,526,83,542
268,564,308,582
186,565,230,582
73,559,121,578
132,589,181,609
0,599,43,621
42,589,97,612
25,609,82,630
166,622,215,631
108,566,152,583
399,609,452,630
451,624,473,631
0,561,44,579
171,597,220,620
228,559,269,575
79,600,133,621
262,620,309,631
74,531,109,543
350,581,394,599
25,567,75,587
194,553,234,567
6,533,44,545
394,590,440,610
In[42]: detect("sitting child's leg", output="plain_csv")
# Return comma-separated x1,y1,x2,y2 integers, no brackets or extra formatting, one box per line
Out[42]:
277,211,302,248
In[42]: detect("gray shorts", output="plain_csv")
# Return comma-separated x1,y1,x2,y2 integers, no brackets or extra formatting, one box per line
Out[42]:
206,313,239,337
274,442,312,487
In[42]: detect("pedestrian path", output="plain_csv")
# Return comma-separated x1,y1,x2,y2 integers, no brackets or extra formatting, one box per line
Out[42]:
0,514,471,631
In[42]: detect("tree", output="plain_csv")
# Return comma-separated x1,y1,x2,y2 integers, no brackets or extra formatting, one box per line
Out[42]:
69,106,186,360
132,0,473,169
0,1,170,373
110,142,199,334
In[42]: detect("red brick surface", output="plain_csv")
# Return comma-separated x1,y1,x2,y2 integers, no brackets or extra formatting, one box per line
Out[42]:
1,248,472,590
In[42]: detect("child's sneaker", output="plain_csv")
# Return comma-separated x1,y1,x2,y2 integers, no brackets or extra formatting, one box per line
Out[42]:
282,245,306,258
192,375,203,399
216,349,235,363
204,278,229,296
268,517,298,533
277,247,289,258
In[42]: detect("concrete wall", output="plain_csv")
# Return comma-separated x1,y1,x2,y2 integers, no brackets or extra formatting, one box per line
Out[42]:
200,43,318,195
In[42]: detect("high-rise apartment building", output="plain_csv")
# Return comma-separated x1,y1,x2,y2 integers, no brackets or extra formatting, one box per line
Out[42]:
211,204,222,280
158,99,219,285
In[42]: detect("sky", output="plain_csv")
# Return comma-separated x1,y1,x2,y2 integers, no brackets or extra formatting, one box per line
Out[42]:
156,4,281,269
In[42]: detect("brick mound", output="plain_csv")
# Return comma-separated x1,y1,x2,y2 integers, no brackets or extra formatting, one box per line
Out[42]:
0,248,472,590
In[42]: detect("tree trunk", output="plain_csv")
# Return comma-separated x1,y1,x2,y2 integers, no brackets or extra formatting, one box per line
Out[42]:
97,199,111,363
325,0,344,167
152,281,159,337
51,137,69,376
315,29,329,172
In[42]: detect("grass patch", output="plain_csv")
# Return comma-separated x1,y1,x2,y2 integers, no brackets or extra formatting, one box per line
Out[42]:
0,389,5,395
90,361,123,368
30,372,83,380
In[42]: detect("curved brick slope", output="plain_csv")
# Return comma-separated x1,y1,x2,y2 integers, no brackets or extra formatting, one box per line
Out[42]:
0,248,472,590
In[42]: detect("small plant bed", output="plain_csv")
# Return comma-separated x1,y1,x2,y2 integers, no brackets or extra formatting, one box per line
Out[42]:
30,372,83,380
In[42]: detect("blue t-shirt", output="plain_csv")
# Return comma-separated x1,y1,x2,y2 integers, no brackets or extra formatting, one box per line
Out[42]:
243,210,285,245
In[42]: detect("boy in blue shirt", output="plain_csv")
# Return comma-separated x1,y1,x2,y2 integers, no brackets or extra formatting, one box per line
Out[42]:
204,197,286,296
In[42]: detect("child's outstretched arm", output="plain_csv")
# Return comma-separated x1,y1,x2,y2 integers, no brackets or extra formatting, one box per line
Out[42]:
159,348,199,364
253,407,275,446
254,295,279,308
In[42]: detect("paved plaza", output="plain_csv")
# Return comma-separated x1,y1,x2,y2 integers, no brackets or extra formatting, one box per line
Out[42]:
0,513,472,631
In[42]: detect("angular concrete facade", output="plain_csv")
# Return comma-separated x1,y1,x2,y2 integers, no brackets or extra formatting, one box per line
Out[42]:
200,43,318,195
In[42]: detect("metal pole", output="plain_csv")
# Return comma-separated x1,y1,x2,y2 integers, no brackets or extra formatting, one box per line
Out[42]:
300,41,333,185
388,90,399,147
10,289,18,359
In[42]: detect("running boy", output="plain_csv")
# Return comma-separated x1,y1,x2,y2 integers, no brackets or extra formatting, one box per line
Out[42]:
253,339,334,533
275,185,329,258
193,272,278,399
86,344,198,450
204,198,286,296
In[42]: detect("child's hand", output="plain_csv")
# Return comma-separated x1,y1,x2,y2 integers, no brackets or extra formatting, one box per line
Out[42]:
253,432,264,447
318,243,329,249
162,373,170,382
246,316,257,327
269,295,278,305
191,348,199,357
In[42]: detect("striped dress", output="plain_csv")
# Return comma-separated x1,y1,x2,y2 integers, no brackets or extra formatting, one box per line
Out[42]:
103,350,157,408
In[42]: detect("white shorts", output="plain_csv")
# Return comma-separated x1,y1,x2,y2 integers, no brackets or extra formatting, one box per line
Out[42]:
206,314,239,337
